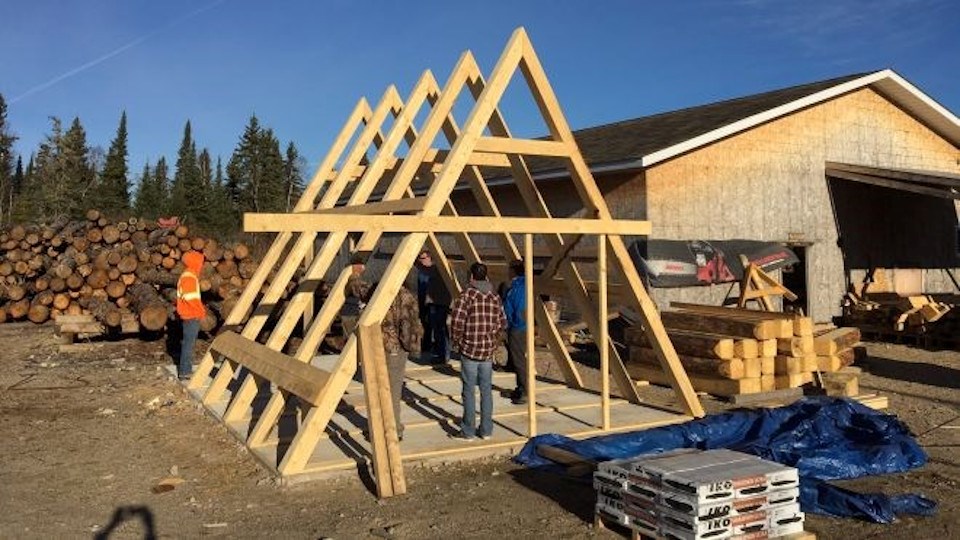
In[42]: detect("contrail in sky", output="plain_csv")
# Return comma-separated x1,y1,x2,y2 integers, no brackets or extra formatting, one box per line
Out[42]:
11,0,227,104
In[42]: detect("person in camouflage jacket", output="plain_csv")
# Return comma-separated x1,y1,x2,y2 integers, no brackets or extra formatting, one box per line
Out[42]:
381,283,422,440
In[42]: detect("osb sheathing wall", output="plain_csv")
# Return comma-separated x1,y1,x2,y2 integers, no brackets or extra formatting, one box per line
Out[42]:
637,87,960,322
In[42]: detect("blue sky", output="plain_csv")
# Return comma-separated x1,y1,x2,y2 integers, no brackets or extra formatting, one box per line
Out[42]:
2,0,958,179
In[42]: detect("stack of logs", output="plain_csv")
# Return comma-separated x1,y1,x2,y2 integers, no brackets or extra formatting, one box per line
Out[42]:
624,303,861,398
0,210,259,335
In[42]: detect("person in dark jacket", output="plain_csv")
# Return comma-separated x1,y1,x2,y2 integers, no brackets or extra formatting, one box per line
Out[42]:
502,259,531,404
416,250,452,364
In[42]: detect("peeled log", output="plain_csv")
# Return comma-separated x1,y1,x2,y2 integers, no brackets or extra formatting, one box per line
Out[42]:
128,283,168,331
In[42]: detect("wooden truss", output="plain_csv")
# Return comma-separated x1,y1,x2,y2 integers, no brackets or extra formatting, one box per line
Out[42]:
187,27,703,497
736,255,798,311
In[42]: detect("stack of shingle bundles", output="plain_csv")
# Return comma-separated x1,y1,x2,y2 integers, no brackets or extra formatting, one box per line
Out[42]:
625,303,818,397
595,449,804,539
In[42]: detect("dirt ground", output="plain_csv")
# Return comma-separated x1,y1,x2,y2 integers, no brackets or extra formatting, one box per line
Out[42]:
1,321,958,539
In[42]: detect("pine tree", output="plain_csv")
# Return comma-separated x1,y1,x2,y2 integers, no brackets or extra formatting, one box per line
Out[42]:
206,155,238,236
169,121,208,224
60,117,96,218
99,111,130,216
132,161,155,218
283,141,305,211
226,116,286,214
154,156,171,216
26,117,64,221
0,93,17,224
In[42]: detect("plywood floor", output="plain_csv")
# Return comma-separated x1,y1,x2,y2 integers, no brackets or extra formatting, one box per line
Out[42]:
180,355,692,483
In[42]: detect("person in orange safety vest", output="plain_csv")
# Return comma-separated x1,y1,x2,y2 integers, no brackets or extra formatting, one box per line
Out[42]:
177,251,206,380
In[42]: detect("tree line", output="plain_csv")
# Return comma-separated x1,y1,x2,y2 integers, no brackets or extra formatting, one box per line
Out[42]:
0,93,305,239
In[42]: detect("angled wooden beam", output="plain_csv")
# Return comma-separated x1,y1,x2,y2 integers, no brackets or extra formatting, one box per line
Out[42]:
514,28,703,416
187,97,371,391
203,85,405,407
222,75,441,423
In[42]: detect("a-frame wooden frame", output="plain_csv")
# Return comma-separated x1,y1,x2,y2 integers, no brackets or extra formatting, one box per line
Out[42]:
186,27,703,497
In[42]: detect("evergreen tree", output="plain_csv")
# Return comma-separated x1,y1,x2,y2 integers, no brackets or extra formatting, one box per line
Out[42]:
133,161,157,218
283,141,305,211
25,117,64,220
0,93,17,224
206,155,238,236
99,111,130,216
169,121,208,224
60,117,96,217
154,156,171,216
226,116,286,214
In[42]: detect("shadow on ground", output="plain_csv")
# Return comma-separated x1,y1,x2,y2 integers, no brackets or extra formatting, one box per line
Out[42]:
860,355,960,390
508,468,594,524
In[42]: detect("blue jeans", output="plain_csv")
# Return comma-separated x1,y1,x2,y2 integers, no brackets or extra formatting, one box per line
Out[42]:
179,318,200,378
428,304,449,361
460,357,493,437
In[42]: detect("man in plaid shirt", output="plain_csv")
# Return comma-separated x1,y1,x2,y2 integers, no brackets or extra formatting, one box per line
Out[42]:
450,262,507,440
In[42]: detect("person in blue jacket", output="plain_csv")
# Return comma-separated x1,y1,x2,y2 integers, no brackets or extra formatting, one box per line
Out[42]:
503,259,531,404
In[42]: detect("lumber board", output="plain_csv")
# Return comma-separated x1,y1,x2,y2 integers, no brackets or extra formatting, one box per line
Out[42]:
761,375,776,392
661,311,790,340
244,213,652,236
210,332,330,406
853,393,889,410
743,357,761,379
626,364,761,397
821,371,859,397
629,347,745,379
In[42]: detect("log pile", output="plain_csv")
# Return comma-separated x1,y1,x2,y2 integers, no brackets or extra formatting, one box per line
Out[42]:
0,210,261,336
625,303,830,397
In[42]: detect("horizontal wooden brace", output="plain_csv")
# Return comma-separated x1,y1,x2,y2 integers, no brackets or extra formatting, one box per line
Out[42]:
473,136,571,157
316,197,427,215
244,213,651,236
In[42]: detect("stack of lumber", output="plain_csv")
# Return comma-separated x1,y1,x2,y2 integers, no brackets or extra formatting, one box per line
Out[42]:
0,210,263,337
624,303,820,397
843,290,957,347
813,326,861,373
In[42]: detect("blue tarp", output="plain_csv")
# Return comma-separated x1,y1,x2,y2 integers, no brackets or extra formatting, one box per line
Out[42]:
515,397,935,523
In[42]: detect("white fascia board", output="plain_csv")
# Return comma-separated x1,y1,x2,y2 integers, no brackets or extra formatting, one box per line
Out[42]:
640,71,891,168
